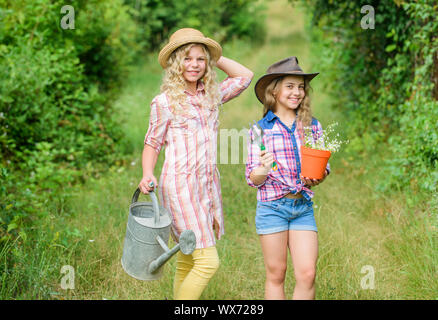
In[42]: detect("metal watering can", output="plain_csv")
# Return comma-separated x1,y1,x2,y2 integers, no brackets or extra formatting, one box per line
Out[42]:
121,187,196,280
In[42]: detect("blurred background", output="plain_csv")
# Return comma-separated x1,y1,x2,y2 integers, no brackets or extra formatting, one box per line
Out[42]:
0,0,436,299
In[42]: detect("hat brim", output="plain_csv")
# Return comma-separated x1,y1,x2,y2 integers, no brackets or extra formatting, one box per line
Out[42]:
254,72,319,104
158,36,222,69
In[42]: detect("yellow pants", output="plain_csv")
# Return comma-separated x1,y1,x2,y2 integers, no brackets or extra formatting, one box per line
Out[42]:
173,246,220,300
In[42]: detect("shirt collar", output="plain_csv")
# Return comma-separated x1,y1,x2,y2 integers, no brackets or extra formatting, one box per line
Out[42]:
184,81,205,96
262,110,296,133
264,110,278,122
258,110,278,130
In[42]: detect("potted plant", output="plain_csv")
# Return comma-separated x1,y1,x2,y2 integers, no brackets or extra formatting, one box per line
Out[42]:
301,122,347,179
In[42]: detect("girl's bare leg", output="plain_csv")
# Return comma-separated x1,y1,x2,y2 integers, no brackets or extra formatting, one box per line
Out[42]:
288,230,318,300
259,231,289,300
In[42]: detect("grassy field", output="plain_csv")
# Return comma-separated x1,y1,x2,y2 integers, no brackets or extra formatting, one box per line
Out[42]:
9,0,436,300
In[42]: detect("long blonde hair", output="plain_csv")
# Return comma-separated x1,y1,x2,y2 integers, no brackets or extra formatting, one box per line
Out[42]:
160,43,221,116
262,75,313,127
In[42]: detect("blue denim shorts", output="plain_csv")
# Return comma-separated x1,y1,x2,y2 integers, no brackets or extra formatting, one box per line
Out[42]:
255,197,317,235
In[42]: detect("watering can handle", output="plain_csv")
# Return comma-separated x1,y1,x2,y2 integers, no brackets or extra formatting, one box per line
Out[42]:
131,188,161,224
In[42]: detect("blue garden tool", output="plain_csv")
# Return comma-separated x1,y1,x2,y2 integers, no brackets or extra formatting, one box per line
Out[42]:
250,121,278,171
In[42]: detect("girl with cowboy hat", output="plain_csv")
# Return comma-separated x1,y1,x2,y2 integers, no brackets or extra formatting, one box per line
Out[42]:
246,56,330,300
138,28,253,300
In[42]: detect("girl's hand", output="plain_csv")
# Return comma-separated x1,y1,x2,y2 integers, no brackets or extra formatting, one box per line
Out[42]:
301,170,328,187
138,174,158,194
260,149,275,173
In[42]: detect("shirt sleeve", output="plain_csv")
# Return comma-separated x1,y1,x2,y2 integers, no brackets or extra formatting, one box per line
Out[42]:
245,128,266,188
315,120,331,175
220,76,252,104
144,97,171,154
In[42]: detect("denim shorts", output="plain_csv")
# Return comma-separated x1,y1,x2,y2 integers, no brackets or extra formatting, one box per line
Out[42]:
255,197,317,235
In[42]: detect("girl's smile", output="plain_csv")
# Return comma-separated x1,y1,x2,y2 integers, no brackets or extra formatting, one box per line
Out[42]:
183,45,207,91
275,75,305,111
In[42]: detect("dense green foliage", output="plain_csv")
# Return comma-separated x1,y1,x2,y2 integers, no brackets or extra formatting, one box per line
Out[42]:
124,0,266,51
0,0,138,243
0,0,265,247
300,0,438,197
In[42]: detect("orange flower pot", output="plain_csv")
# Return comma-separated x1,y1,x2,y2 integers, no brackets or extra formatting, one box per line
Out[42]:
300,146,331,180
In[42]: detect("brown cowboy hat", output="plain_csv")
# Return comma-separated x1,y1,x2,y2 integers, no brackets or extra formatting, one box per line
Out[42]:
158,28,222,69
254,56,319,104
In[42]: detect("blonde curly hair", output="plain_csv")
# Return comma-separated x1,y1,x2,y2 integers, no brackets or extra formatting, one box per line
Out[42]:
262,75,313,127
160,43,221,116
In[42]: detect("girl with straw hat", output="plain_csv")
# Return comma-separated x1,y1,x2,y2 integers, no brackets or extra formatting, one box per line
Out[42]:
138,28,253,300
246,56,330,300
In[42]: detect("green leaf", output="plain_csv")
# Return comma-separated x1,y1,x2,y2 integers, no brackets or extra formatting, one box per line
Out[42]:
18,230,27,242
7,223,18,232
385,44,397,52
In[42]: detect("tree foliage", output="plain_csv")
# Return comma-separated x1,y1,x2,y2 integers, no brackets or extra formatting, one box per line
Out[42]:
300,0,438,195
0,0,266,243
123,0,266,51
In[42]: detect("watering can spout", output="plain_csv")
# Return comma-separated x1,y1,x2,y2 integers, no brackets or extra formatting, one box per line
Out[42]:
148,230,196,274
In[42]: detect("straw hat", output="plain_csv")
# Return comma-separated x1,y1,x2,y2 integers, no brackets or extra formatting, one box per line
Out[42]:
158,28,222,69
254,56,319,104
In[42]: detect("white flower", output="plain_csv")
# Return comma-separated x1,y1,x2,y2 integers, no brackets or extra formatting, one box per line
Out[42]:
303,122,348,153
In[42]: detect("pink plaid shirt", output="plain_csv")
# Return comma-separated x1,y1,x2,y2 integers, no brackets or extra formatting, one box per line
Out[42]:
245,110,330,202
144,76,251,248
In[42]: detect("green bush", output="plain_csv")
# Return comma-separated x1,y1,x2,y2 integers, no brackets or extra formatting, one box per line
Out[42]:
0,0,137,166
299,0,438,196
123,0,266,51
0,0,137,245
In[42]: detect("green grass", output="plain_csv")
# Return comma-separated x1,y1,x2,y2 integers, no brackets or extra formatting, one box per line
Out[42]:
3,0,436,300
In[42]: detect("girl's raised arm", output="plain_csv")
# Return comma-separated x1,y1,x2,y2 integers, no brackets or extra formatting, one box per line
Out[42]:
216,56,254,79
